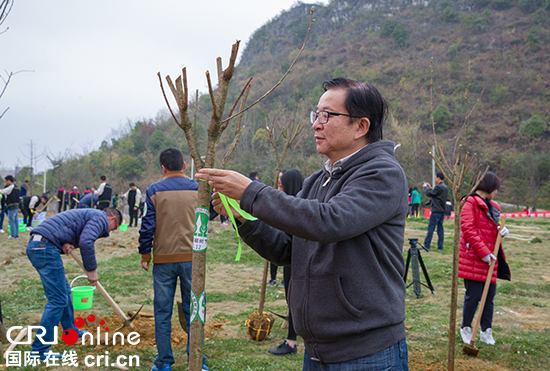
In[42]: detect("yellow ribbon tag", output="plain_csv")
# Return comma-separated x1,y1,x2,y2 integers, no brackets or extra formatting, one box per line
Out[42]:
218,193,257,261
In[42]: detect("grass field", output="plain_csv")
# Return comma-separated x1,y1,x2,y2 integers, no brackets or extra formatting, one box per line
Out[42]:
0,216,549,370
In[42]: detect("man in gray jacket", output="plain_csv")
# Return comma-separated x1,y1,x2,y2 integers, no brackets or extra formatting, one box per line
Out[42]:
197,78,409,370
423,172,448,250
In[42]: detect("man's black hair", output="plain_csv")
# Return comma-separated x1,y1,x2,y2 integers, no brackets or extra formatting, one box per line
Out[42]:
474,171,501,194
249,170,259,179
100,175,107,181
436,172,445,181
159,147,184,171
323,78,388,144
4,175,15,182
41,195,49,202
129,182,135,187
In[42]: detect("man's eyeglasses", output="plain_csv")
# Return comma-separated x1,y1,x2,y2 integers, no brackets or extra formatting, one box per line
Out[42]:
310,110,361,125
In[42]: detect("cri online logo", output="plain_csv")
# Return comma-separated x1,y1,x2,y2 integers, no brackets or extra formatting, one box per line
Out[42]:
7,313,112,345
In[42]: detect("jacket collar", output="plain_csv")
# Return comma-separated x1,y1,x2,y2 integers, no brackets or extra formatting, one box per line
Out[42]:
164,171,186,180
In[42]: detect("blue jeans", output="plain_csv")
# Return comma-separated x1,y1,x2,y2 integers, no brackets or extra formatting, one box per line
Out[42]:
424,212,445,250
8,208,19,237
303,338,409,370
26,241,79,353
152,262,206,368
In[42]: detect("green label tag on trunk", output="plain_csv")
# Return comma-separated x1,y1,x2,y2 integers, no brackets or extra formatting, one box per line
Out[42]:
199,291,206,325
190,290,198,325
193,206,209,252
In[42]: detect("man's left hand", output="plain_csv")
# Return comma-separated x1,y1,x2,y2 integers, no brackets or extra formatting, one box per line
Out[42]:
195,169,252,200
62,243,75,254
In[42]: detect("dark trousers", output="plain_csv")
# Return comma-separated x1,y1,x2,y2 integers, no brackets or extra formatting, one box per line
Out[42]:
270,262,278,281
462,278,496,331
22,206,33,227
411,204,419,217
283,265,297,341
129,207,139,227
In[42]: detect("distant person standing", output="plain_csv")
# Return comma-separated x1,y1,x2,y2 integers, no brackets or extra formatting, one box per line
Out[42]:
411,186,421,217
56,187,66,213
423,172,448,250
122,183,141,227
267,169,303,356
21,194,48,231
0,176,20,239
69,186,81,209
94,175,112,210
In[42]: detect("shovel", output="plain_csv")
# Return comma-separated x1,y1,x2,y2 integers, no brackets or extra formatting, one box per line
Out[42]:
463,217,506,357
69,250,136,329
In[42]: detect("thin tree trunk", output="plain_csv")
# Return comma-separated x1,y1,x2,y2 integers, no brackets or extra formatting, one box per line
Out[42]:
447,203,461,370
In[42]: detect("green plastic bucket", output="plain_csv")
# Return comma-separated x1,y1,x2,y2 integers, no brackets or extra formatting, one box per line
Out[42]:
71,275,96,310
119,223,128,231
7,223,27,233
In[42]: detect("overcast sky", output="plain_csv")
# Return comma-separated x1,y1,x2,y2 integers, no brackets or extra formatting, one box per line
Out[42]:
0,0,328,172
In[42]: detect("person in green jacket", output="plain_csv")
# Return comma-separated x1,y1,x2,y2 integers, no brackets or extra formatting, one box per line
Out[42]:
411,186,421,217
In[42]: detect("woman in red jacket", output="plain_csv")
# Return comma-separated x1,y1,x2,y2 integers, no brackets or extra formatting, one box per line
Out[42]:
459,172,511,345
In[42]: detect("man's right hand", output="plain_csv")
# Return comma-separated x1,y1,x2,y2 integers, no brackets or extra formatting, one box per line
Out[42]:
62,243,75,254
141,261,150,271
87,269,98,285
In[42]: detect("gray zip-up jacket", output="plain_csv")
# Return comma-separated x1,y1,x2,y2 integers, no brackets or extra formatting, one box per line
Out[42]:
238,141,408,363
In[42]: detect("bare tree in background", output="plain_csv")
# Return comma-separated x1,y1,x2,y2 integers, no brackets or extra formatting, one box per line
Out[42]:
0,0,18,121
254,111,310,319
158,8,314,370
0,0,13,346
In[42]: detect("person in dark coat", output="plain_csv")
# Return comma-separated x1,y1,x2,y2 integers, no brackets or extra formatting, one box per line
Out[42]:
198,78,409,369
20,194,48,230
423,172,448,250
26,207,122,359
69,186,81,209
267,169,303,356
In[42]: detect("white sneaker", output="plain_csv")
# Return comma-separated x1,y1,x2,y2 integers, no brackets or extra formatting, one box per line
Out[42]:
480,328,495,345
0,229,4,233
7,235,18,240
460,326,472,344
26,227,33,232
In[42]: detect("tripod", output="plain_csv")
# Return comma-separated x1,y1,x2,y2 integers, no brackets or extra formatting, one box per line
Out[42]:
404,238,434,298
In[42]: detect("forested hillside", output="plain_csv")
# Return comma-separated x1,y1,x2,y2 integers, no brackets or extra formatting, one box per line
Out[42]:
45,0,550,209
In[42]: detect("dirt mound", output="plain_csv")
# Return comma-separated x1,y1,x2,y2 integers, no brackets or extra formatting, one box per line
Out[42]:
55,311,227,353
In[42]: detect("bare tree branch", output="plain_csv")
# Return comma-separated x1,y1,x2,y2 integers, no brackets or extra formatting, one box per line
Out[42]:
0,0,13,28
221,7,315,124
